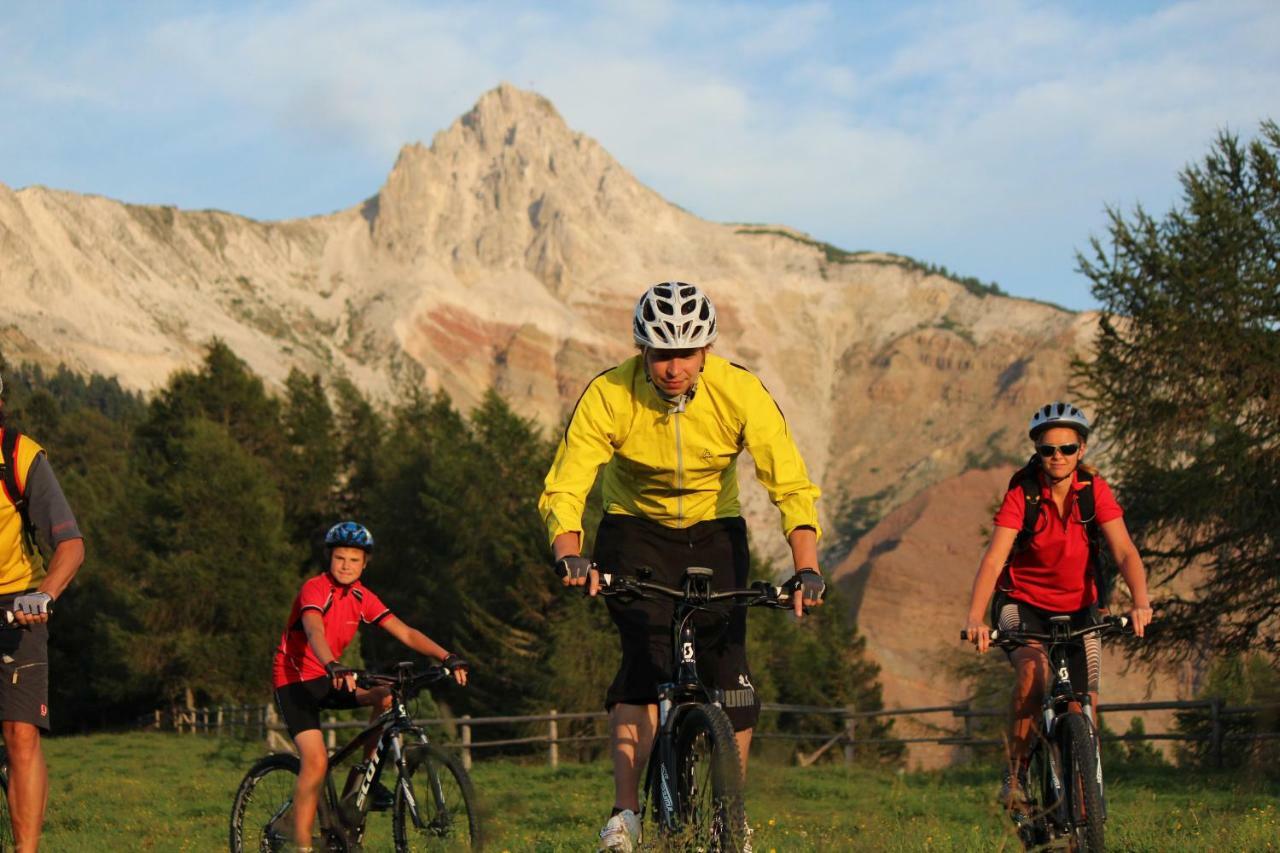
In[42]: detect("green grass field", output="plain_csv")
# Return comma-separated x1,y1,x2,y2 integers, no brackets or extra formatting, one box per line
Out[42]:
28,732,1278,850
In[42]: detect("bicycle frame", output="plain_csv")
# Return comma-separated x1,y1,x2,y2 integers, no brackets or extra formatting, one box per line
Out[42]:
310,666,443,846
601,568,793,834
984,615,1127,838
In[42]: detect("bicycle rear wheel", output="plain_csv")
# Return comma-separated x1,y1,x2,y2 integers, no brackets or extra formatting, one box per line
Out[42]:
673,704,746,852
229,753,301,853
1062,713,1105,852
392,743,481,851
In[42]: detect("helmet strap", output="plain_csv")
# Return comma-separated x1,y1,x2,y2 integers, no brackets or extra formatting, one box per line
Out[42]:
641,352,699,411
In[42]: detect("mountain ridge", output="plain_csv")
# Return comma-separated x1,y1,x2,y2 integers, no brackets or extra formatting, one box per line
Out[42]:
3,82,1092,556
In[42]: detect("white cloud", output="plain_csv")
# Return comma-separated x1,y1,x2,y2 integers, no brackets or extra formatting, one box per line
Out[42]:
3,0,1278,306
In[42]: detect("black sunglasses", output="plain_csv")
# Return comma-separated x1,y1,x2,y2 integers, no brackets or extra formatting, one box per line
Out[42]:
1036,443,1080,458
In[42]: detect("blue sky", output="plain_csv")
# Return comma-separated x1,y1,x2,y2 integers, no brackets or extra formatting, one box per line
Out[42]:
3,1,1277,310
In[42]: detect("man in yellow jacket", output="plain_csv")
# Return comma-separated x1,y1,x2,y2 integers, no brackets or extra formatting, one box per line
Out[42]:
0,374,85,852
539,282,826,852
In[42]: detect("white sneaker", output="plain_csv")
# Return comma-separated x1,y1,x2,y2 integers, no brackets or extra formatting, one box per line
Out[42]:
597,809,641,852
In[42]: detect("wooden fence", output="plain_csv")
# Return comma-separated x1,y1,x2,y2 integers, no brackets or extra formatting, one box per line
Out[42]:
142,698,1280,771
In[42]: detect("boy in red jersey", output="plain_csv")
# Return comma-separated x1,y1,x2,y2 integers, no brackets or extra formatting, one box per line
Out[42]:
273,521,467,851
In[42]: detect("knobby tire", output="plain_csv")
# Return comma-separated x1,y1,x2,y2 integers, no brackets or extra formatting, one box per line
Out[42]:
1062,713,1105,852
673,704,746,852
392,743,481,851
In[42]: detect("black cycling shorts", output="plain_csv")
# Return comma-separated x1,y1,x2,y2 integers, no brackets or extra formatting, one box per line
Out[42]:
594,514,760,732
0,594,49,732
991,591,1102,694
274,676,363,738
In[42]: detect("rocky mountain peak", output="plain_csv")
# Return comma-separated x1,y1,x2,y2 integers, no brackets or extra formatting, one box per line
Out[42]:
369,83,679,295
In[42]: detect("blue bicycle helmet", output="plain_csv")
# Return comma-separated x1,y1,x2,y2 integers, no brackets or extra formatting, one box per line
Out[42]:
324,521,375,552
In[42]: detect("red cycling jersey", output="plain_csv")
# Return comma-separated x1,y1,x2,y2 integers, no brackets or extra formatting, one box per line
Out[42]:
993,469,1123,613
272,571,392,688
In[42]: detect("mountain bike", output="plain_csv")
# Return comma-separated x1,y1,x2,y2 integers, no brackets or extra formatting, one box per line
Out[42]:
964,614,1130,852
229,662,480,852
598,566,800,852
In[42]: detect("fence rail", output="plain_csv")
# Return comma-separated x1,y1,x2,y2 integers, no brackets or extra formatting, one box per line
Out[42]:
141,697,1280,770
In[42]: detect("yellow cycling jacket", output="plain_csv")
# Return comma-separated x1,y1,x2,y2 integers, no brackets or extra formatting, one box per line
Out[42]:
539,353,821,545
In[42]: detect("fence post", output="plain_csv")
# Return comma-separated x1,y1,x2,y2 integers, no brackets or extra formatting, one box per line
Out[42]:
217,706,224,735
154,709,162,730
549,709,559,768
261,704,270,743
1210,697,1224,769
843,706,856,766
461,715,473,771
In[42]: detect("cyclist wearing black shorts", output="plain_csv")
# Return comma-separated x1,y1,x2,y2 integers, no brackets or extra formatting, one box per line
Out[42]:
272,522,467,852
539,282,826,852
0,376,86,851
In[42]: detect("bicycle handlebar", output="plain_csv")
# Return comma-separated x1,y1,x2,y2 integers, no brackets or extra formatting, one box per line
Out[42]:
354,663,455,692
960,615,1130,646
596,573,796,609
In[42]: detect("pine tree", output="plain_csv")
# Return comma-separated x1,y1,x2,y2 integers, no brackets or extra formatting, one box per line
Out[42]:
1077,120,1280,662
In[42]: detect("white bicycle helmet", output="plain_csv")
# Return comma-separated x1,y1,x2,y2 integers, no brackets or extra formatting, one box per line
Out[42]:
632,282,718,349
1028,401,1090,440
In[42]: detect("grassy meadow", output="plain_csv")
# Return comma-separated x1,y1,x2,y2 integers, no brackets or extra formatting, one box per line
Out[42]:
28,732,1278,850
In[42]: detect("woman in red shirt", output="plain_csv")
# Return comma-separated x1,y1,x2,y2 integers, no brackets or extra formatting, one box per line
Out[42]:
963,402,1153,805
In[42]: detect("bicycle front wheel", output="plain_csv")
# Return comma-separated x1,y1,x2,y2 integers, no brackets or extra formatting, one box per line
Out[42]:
392,743,481,851
1062,713,1105,852
673,704,747,852
229,753,300,853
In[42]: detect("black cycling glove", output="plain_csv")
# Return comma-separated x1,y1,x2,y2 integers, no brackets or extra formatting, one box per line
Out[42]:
786,569,826,605
554,555,594,581
325,660,356,682
443,653,470,674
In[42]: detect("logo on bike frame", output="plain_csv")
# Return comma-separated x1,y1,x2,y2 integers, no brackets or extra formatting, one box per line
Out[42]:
659,764,675,815
681,642,694,662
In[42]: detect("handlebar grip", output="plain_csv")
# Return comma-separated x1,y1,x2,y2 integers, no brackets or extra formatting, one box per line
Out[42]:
1118,615,1130,628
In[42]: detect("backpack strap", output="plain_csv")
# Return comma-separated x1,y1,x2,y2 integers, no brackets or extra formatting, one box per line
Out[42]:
997,455,1043,592
0,429,36,546
1012,456,1043,555
1075,469,1112,608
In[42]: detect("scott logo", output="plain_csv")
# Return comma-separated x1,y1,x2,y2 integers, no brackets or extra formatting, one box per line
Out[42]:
681,642,694,662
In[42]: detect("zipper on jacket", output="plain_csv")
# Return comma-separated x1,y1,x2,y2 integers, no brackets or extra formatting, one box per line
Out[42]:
674,408,684,526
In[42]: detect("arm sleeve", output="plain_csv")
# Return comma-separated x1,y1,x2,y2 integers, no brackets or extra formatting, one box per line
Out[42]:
1091,477,1124,524
739,376,822,539
537,378,618,546
23,454,83,546
298,577,331,614
361,588,393,625
992,486,1025,530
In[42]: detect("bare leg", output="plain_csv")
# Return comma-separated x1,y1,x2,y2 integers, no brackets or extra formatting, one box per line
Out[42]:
734,728,753,779
292,729,329,847
355,687,392,762
1009,646,1049,764
610,703,658,813
3,721,46,853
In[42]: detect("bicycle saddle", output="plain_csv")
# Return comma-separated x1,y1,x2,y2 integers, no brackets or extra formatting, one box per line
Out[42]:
685,566,714,579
